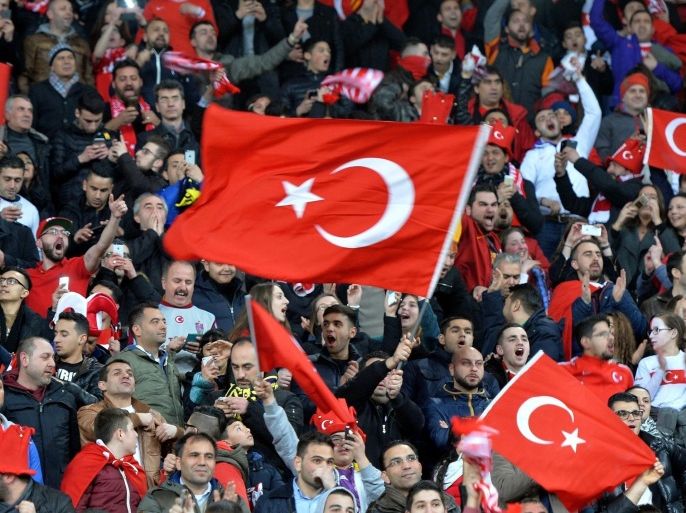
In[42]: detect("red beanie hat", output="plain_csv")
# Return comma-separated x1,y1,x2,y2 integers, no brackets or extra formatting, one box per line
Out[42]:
620,72,650,99
610,137,646,174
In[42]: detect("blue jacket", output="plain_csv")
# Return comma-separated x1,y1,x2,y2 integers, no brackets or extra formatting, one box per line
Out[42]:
590,0,682,105
253,483,295,513
191,271,246,333
423,383,492,451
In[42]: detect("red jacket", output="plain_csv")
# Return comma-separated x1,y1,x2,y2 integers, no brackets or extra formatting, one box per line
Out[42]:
559,355,634,403
455,214,501,292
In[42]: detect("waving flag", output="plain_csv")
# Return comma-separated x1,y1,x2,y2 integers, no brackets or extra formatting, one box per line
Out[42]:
321,68,384,104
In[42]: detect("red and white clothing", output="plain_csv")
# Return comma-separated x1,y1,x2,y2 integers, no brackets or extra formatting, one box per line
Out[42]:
635,351,686,410
560,354,634,403
159,301,216,374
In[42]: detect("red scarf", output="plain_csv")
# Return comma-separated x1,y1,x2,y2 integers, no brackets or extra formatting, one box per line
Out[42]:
548,280,602,360
110,96,154,155
588,174,634,225
61,442,148,507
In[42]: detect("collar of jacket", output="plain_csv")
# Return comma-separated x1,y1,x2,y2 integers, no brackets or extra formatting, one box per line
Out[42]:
504,34,541,54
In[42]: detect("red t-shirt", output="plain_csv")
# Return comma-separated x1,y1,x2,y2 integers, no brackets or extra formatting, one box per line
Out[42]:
559,355,634,404
26,257,92,318
140,0,217,56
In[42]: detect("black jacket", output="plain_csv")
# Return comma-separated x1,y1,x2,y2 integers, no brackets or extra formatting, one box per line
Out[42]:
0,479,75,513
49,121,116,209
0,374,97,488
55,355,104,399
59,196,112,257
0,302,51,353
126,229,171,295
341,13,406,71
192,271,246,333
0,219,39,269
28,80,98,139
138,122,200,158
279,3,344,82
336,359,425,468
554,157,643,225
643,432,686,513
431,267,480,327
2,126,51,204
254,483,295,513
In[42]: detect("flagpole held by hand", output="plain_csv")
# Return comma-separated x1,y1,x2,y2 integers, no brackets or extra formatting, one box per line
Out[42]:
244,294,262,376
397,299,428,370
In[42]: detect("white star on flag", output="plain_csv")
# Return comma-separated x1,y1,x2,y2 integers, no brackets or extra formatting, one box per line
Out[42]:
560,428,585,453
276,178,324,219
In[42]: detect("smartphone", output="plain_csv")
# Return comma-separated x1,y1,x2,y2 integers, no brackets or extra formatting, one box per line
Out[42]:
503,176,514,186
344,426,354,441
561,139,578,151
59,276,70,290
306,89,318,100
112,244,126,257
201,355,215,366
184,150,196,165
93,136,106,145
0,10,11,19
386,290,397,307
580,224,602,237
184,333,199,349
634,194,649,209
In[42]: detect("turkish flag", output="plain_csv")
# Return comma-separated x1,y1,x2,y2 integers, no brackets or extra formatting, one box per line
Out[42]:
482,352,655,512
164,105,485,297
0,64,11,125
646,108,686,172
248,298,357,428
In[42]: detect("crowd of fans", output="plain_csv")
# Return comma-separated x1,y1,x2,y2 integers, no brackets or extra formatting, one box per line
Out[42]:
0,0,684,511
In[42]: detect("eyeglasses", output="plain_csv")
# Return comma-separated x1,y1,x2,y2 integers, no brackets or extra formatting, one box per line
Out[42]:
385,454,418,468
42,228,70,237
614,409,642,420
0,277,27,289
649,327,673,335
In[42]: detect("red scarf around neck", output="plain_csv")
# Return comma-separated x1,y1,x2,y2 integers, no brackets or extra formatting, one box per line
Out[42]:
61,441,148,507
110,96,154,155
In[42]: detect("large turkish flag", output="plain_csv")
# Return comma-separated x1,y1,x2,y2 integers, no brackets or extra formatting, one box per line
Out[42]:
164,105,485,297
482,352,655,512
646,108,686,172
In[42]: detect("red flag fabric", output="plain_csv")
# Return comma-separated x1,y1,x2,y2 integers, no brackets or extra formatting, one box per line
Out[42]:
384,0,409,29
646,108,686,172
481,352,655,512
319,0,362,19
321,68,384,104
248,299,356,428
0,63,11,126
164,105,486,297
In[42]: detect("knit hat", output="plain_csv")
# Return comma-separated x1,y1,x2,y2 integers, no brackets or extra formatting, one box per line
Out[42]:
620,72,650,99
487,121,516,158
609,137,646,174
0,424,37,476
552,100,578,125
48,43,75,65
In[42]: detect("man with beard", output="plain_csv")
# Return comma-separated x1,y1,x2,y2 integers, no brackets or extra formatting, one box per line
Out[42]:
455,184,501,293
210,339,303,476
25,194,128,318
423,346,491,450
59,168,114,257
1,336,96,488
484,324,530,388
112,302,185,427
159,260,216,375
560,314,634,402
192,261,246,333
137,19,196,107
483,2,553,113
104,59,160,155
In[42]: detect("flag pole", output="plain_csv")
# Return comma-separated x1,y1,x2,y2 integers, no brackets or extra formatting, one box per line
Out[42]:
244,294,262,375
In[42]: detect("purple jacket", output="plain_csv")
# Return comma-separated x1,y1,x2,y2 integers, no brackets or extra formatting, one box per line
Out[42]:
590,0,682,105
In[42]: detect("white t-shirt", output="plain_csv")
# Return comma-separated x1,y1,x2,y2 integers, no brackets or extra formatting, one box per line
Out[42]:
0,195,39,238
